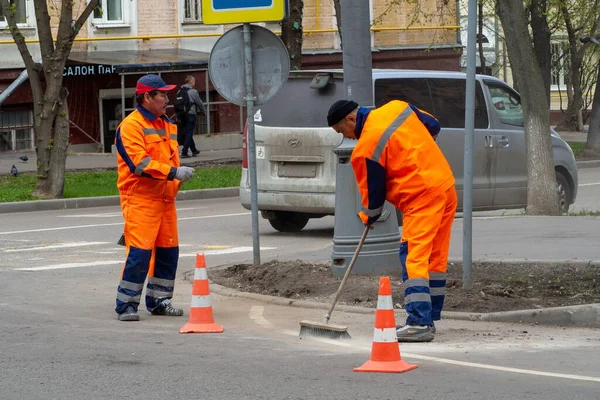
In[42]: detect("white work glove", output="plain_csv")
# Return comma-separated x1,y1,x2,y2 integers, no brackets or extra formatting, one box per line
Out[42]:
175,166,195,182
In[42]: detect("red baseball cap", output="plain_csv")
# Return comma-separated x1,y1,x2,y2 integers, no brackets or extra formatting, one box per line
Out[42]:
136,74,176,94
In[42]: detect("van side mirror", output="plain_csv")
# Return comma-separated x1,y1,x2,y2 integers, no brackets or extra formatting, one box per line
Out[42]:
310,73,333,89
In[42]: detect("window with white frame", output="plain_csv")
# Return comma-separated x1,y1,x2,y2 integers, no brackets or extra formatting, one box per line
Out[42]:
551,42,569,89
184,0,201,22
93,0,123,24
0,109,34,152
0,0,28,27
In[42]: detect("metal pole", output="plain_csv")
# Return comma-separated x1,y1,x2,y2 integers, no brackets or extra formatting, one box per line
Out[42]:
341,0,373,106
243,23,261,265
205,69,211,134
463,0,477,290
121,74,125,120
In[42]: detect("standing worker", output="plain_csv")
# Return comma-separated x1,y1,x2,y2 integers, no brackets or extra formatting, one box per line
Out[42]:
175,75,206,158
327,99,457,342
114,74,195,322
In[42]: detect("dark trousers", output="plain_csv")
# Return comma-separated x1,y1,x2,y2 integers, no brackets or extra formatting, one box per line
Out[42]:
181,113,198,155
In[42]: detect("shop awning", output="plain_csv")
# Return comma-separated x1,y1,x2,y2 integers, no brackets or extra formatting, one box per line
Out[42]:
68,49,210,73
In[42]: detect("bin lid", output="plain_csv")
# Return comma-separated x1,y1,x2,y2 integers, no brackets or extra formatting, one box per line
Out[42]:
332,138,357,156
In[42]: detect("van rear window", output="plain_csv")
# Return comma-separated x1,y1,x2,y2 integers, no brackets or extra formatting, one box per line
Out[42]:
375,77,489,129
257,77,342,128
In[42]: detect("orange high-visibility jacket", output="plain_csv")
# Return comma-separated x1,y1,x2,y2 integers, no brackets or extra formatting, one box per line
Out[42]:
115,105,181,201
351,100,455,224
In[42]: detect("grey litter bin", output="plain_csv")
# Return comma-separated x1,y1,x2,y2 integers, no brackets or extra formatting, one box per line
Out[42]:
331,139,401,278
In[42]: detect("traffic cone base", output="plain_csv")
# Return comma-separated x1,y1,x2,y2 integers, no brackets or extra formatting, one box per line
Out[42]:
179,322,224,334
354,359,418,373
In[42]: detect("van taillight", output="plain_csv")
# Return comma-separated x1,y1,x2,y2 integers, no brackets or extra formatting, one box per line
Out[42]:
242,122,248,169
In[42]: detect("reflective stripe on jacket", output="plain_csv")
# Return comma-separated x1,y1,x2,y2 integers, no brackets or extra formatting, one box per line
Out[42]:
351,100,455,224
116,105,181,201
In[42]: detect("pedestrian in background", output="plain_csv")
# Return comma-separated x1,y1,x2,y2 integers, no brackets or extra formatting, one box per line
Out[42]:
114,74,195,322
327,99,457,342
175,75,206,158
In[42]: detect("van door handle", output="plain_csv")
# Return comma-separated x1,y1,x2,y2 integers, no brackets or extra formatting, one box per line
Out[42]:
485,135,494,148
497,136,510,147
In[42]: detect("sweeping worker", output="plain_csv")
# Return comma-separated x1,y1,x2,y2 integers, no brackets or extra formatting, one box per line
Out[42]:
114,74,195,322
327,99,457,342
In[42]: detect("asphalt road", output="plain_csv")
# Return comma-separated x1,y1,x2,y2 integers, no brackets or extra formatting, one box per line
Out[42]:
1,185,599,398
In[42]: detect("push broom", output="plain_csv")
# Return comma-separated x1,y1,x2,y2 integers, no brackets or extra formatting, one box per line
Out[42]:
299,224,371,340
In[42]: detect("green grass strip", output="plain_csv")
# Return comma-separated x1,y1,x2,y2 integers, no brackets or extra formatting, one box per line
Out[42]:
0,166,241,203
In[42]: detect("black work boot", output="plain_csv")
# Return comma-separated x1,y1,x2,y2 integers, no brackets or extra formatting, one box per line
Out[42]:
151,299,184,316
118,306,140,322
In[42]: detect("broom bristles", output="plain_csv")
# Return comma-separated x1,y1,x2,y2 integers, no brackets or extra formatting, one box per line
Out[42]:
299,320,351,340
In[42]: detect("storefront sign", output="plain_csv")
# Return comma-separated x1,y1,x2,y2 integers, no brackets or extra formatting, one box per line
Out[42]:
63,65,117,77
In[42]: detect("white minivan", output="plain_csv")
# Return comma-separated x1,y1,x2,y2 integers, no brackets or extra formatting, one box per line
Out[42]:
240,69,578,232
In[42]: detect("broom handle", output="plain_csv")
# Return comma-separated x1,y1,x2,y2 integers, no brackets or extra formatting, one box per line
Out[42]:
324,224,371,324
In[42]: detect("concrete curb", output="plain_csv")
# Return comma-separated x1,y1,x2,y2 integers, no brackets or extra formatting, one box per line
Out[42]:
0,187,240,214
576,160,600,169
188,265,600,328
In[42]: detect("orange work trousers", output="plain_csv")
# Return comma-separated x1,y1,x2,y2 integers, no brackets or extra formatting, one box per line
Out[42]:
399,186,457,326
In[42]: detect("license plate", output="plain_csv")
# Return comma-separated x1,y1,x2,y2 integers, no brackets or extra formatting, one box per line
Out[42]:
277,163,316,178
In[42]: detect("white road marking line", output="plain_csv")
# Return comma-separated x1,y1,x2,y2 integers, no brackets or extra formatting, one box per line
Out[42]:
0,212,251,235
3,242,108,253
250,306,600,383
400,352,600,383
180,246,275,257
579,182,600,187
58,207,205,218
249,306,298,337
13,246,276,271
17,260,123,271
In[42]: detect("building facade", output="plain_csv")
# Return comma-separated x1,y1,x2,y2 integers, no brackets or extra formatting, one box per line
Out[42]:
0,0,461,153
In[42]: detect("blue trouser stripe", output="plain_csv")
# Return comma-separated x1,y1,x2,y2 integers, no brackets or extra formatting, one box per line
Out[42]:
116,246,152,313
145,246,179,311
430,278,446,321
400,241,433,326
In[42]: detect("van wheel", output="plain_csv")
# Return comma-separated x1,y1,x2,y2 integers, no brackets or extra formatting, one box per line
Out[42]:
268,212,310,232
556,171,572,214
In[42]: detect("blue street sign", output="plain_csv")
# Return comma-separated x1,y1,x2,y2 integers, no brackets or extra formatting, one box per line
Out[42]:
213,0,272,10
201,0,287,24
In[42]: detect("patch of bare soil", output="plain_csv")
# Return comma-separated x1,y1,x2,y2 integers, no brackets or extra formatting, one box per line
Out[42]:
209,260,600,313
576,149,600,161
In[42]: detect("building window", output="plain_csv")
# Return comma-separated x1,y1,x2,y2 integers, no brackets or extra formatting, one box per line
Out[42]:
0,109,34,152
0,0,27,26
551,42,569,89
93,0,123,23
184,0,201,22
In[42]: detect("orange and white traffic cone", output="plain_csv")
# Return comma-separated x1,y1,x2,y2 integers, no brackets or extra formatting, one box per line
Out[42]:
179,253,224,334
354,276,417,373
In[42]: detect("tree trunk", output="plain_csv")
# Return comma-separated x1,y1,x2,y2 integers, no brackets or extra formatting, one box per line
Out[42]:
333,0,343,49
280,0,303,71
0,0,99,199
556,6,585,132
586,63,600,148
530,0,552,105
34,88,69,198
496,0,559,216
478,1,486,74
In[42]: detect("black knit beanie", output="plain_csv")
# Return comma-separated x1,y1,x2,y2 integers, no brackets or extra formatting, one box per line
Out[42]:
327,100,359,126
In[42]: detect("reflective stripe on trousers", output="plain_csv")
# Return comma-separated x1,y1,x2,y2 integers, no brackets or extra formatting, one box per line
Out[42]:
116,246,179,313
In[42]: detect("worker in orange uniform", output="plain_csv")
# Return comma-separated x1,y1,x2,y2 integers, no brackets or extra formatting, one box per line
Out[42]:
327,99,457,342
114,74,195,322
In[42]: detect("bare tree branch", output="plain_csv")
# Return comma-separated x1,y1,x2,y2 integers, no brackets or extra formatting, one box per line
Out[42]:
32,0,55,62
0,0,43,104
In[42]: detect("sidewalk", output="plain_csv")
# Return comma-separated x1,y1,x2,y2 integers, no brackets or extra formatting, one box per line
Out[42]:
0,147,242,175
